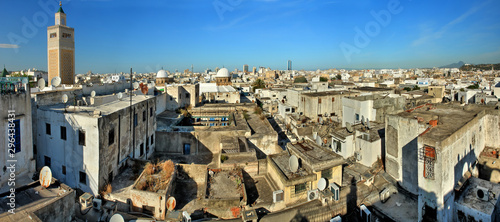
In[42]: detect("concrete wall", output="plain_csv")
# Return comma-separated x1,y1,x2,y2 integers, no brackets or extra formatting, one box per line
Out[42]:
356,136,381,168
385,115,426,195
342,98,374,127
32,185,76,222
417,111,492,222
331,134,354,159
0,91,34,189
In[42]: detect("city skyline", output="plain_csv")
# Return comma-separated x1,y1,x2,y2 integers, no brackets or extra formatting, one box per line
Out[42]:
1,0,499,74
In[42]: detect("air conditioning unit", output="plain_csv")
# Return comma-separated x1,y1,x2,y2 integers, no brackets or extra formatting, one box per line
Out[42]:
93,199,102,211
355,152,362,161
330,183,340,201
476,186,489,201
182,211,191,222
330,215,342,222
273,190,284,203
307,189,320,201
359,204,372,222
379,188,391,203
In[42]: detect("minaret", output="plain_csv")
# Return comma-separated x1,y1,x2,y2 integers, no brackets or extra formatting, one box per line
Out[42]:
47,1,75,85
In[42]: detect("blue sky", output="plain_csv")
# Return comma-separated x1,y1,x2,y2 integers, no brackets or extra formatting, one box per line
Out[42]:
1,0,499,73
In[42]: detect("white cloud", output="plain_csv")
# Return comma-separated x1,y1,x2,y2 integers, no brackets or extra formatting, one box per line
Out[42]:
0,44,20,48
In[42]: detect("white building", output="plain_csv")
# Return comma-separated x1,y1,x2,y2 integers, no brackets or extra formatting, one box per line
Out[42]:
0,77,35,192
33,90,156,195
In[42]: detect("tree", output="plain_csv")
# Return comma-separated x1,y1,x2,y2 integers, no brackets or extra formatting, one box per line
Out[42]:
466,83,479,89
294,76,307,83
251,79,265,92
319,77,328,82
413,85,420,90
335,74,342,80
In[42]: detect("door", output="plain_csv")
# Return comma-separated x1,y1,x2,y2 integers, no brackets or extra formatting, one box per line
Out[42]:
183,143,191,155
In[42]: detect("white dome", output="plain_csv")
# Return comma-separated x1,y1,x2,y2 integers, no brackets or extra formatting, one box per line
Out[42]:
157,69,168,78
216,68,230,78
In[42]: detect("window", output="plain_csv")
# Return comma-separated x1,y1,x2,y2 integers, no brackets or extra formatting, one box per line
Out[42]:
50,33,57,38
134,113,138,127
170,96,173,101
78,130,85,146
423,146,436,180
143,110,146,122
321,169,332,179
62,165,66,175
10,119,21,153
79,171,87,185
60,126,66,140
108,128,115,146
46,123,51,135
186,93,190,98
355,114,360,121
332,98,335,102
318,98,322,104
62,33,71,38
295,183,307,194
33,144,37,155
183,143,191,155
140,143,144,156
44,156,51,168
150,107,153,117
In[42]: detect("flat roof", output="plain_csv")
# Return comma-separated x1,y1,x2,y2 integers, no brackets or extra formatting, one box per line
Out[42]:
456,177,500,215
354,86,393,92
270,152,313,180
39,94,154,117
0,180,73,219
287,140,345,171
396,104,494,143
302,90,356,97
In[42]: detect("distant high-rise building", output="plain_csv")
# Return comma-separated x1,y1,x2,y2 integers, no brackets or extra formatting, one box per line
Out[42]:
287,60,292,71
252,67,256,74
47,2,75,85
243,64,249,73
215,67,220,73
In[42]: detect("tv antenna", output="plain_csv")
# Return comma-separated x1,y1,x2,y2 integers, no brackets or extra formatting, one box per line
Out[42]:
346,122,353,133
289,155,299,173
37,78,45,91
39,166,52,188
318,178,328,191
51,76,61,88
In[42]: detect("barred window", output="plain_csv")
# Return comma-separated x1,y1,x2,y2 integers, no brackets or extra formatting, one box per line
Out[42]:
423,146,435,180
295,183,307,194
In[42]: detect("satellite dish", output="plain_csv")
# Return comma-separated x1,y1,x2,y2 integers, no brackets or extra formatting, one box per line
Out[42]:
37,78,46,90
166,197,176,211
22,77,28,84
318,178,328,191
133,82,139,90
62,94,68,103
289,155,299,173
39,166,52,188
91,91,96,97
51,76,61,87
366,118,370,129
361,116,365,125
117,92,123,100
75,78,79,84
346,122,353,133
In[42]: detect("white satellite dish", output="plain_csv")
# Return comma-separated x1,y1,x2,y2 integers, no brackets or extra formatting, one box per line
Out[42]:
366,119,371,129
361,116,365,125
62,94,68,103
22,77,28,84
51,76,61,87
75,78,79,84
318,178,328,191
39,166,52,188
117,92,123,100
37,78,45,90
133,82,139,90
346,122,353,133
289,155,299,173
91,91,96,97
